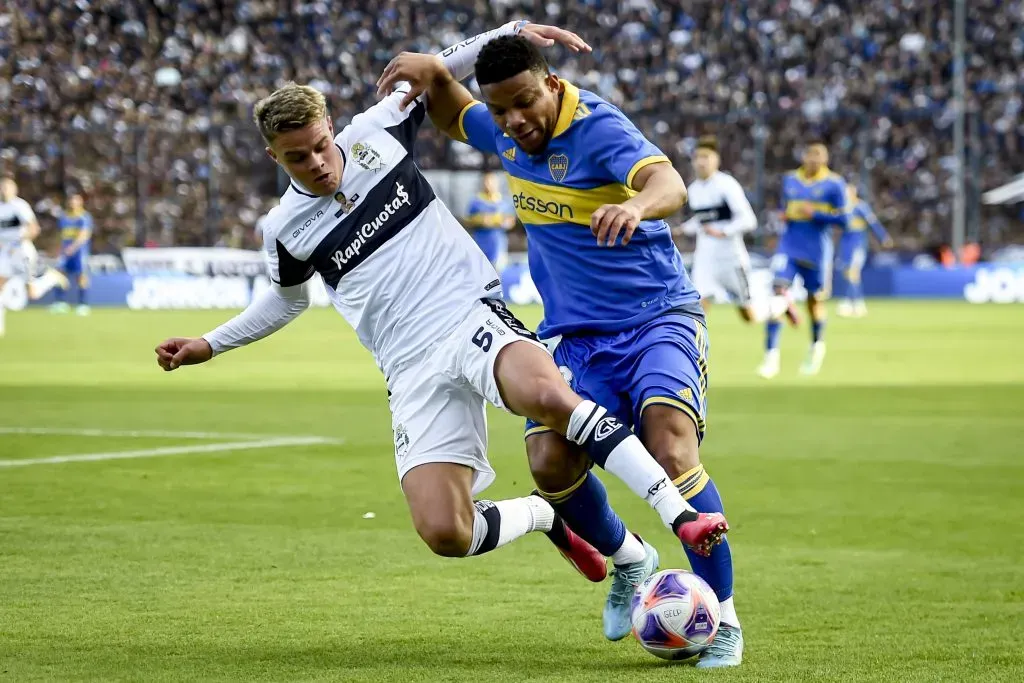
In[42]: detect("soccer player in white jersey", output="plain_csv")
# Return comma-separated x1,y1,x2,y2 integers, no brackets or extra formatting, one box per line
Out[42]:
0,177,67,336
155,22,726,574
679,136,760,322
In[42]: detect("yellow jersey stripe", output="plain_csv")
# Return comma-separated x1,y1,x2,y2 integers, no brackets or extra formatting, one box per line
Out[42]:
625,155,671,190
506,174,636,227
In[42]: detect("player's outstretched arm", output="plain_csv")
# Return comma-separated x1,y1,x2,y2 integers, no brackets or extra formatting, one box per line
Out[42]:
592,163,688,247
154,281,311,371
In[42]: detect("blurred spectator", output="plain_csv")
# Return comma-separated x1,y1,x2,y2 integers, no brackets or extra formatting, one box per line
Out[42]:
0,0,1021,251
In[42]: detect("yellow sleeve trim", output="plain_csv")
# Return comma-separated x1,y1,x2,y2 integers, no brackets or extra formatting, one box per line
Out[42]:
454,100,483,143
625,155,671,190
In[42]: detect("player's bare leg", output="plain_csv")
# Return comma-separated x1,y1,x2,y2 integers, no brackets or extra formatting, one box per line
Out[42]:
800,295,827,375
527,431,658,640
641,405,742,667
495,340,724,547
402,461,554,558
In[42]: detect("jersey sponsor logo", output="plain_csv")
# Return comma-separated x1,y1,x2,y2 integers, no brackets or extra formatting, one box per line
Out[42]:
292,209,325,238
502,147,516,162
548,154,569,183
351,142,384,172
694,203,733,225
511,192,574,221
329,181,410,270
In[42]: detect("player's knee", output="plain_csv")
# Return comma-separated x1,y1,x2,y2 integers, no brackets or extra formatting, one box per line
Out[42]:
527,434,587,492
414,510,474,557
641,406,701,478
524,375,577,429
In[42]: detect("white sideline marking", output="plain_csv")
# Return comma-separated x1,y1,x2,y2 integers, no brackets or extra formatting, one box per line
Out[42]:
0,436,339,468
0,426,293,440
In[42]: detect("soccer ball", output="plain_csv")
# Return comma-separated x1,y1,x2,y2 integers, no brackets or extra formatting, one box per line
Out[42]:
630,569,721,660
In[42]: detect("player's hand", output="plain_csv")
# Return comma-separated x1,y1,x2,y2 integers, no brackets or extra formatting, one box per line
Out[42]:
519,24,591,53
376,53,449,110
591,203,642,247
704,227,726,238
155,337,213,372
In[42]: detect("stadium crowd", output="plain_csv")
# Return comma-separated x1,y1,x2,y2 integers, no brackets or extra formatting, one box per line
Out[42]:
1,0,1021,252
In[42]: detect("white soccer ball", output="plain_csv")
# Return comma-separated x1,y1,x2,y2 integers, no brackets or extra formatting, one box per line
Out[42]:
630,569,721,660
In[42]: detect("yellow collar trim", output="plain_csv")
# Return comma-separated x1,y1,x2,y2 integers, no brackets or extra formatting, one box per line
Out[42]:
552,79,580,139
797,166,831,183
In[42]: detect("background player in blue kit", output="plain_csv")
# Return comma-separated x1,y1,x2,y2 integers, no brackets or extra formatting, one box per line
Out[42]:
759,141,849,379
53,192,93,316
377,36,740,668
465,171,516,273
836,184,892,319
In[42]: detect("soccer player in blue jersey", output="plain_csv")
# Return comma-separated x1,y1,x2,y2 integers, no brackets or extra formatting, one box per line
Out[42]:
53,192,93,315
465,171,516,272
377,36,741,667
836,184,892,318
758,141,849,379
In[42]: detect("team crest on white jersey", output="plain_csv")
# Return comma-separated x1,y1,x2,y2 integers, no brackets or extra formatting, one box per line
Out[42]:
548,154,569,183
352,142,384,172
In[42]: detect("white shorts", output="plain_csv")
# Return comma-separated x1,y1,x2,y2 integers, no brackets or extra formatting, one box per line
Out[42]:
0,247,28,280
691,254,753,305
387,297,546,495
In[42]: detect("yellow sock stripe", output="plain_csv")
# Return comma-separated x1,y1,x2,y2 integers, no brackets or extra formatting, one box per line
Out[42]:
525,425,554,439
537,470,589,504
640,396,705,434
673,464,711,500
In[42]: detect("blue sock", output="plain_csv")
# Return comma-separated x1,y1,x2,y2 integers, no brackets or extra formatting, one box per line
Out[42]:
539,470,626,557
675,466,733,601
850,280,863,303
812,318,825,343
77,285,88,305
55,284,66,303
765,319,781,351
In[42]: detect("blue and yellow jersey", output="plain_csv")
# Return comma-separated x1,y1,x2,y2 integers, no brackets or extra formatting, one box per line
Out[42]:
454,80,700,338
466,192,514,230
844,199,889,244
779,168,848,265
58,210,93,254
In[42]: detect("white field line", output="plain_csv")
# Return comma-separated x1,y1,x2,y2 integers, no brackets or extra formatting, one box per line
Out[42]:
0,436,339,468
0,426,301,440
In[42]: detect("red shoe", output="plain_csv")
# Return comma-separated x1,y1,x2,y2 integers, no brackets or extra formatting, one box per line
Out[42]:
676,512,729,558
547,516,608,582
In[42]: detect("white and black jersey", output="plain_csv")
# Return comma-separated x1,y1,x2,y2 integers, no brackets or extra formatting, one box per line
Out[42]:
683,172,757,303
0,197,37,278
259,90,502,377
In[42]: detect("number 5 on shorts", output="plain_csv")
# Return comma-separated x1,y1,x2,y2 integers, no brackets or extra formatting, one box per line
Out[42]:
472,327,493,352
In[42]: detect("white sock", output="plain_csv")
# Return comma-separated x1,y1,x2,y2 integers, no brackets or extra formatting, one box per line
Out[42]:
466,496,554,556
610,532,647,566
718,596,740,628
603,437,696,526
768,294,789,320
28,270,62,299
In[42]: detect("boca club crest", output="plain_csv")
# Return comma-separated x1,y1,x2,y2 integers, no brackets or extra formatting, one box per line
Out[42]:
548,154,569,183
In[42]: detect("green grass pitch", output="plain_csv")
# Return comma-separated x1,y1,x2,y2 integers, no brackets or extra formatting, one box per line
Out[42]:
1,301,1022,682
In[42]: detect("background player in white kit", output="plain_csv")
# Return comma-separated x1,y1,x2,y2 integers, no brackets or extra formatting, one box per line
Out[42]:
679,137,760,322
0,177,68,336
154,22,725,573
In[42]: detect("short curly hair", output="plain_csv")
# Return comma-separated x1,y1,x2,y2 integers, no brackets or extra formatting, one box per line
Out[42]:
474,36,549,86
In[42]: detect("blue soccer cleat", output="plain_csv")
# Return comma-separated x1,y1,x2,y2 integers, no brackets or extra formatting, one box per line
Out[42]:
696,623,744,668
603,537,659,641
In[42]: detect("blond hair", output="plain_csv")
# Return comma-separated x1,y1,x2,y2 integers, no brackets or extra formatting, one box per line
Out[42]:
253,83,328,143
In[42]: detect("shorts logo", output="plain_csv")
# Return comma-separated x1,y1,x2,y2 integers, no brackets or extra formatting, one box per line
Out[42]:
394,423,410,458
677,388,693,402
548,154,569,183
352,142,383,172
593,416,621,442
558,365,573,386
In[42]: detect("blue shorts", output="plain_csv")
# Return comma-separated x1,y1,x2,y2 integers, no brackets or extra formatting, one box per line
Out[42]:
60,251,88,275
773,253,830,299
525,313,709,442
837,234,868,280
